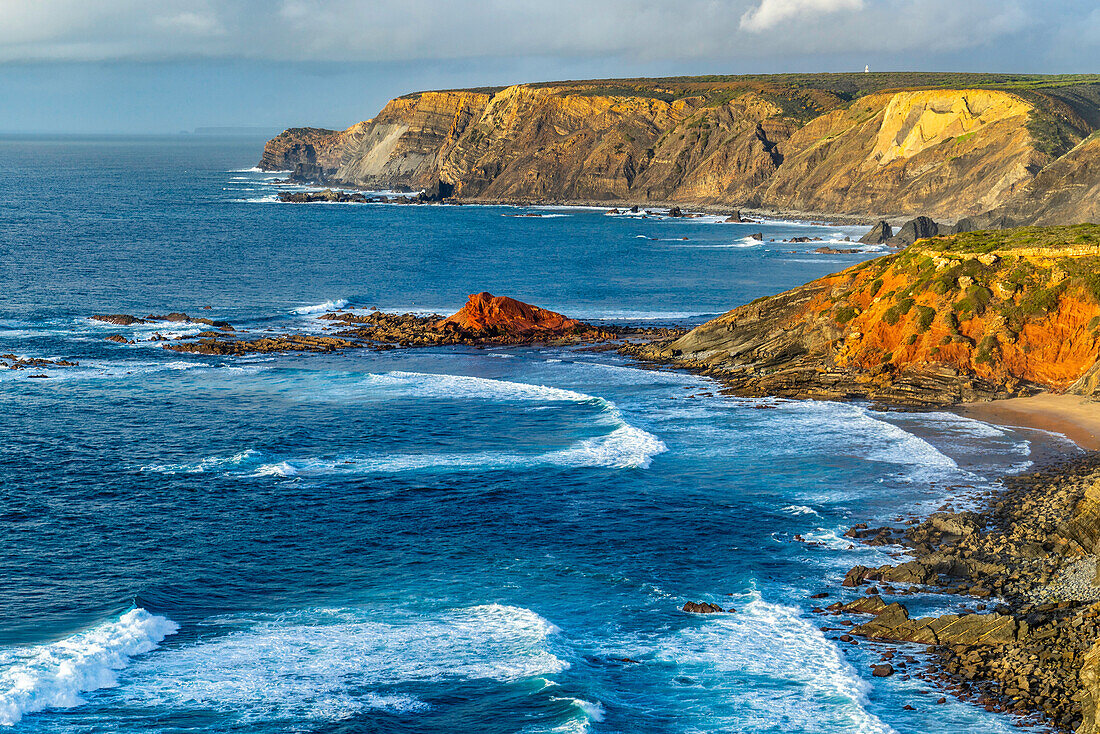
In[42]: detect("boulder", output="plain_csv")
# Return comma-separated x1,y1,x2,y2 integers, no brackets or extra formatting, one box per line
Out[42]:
92,314,147,326
725,211,743,223
749,232,764,241
859,220,893,244
872,664,894,677
682,601,725,613
668,206,684,218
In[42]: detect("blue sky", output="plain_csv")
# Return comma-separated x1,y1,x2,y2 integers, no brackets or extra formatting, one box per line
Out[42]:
0,0,1097,133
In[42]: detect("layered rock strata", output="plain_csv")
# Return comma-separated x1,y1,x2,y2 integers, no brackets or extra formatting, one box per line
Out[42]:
261,74,1100,223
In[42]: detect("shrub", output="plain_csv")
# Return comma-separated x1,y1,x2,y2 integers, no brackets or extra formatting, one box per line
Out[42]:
835,305,859,324
914,305,936,333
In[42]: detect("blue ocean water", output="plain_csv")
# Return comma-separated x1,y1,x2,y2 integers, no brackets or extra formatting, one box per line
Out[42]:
0,135,1070,733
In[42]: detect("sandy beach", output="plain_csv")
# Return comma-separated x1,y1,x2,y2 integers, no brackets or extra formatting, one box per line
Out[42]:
962,393,1100,451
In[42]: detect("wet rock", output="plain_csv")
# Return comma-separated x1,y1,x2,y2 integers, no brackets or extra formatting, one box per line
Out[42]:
92,314,147,326
872,664,894,677
683,601,725,614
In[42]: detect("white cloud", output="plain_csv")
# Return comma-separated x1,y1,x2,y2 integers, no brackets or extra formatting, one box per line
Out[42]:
0,0,1091,64
740,0,864,32
154,12,225,37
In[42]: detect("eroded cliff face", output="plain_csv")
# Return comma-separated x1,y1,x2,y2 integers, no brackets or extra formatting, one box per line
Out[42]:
630,225,1100,405
259,75,1100,221
759,90,1045,218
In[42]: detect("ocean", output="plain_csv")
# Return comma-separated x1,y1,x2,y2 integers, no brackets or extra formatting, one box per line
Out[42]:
0,135,1073,733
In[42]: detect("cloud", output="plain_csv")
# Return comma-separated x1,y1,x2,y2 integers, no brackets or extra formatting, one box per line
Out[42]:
154,12,225,37
0,0,1093,66
740,0,864,32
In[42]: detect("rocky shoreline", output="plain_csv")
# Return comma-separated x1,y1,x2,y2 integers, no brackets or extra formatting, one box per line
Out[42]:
93,294,684,357
831,452,1100,732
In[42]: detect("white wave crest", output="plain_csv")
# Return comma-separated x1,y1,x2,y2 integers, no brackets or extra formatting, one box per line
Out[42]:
252,372,665,474
112,604,562,725
647,592,897,733
781,505,819,516
292,299,349,315
0,609,178,726
142,449,260,475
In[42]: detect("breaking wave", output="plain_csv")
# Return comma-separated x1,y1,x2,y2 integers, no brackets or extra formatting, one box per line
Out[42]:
0,609,178,726
292,299,349,315
111,604,563,725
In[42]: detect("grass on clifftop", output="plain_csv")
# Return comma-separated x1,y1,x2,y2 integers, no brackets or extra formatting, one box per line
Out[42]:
917,224,1100,254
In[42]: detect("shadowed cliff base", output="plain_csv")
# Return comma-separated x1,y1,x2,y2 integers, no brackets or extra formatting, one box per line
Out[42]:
260,72,1100,225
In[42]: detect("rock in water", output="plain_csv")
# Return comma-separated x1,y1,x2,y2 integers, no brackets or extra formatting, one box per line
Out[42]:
887,216,939,247
725,211,743,223
682,601,725,613
440,293,584,337
859,220,893,244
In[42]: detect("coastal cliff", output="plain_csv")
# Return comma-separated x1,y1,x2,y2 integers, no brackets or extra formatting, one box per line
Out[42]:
260,73,1100,222
627,224,1100,405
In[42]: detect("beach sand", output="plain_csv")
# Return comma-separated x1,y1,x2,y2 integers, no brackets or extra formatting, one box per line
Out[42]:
962,393,1100,451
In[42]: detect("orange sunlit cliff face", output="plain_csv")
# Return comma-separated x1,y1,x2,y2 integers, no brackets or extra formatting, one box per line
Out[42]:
633,225,1100,405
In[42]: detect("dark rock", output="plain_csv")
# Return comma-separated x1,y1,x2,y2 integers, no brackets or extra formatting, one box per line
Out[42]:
725,211,743,223
749,232,764,241
872,664,894,677
683,601,725,614
668,206,684,218
859,220,893,244
886,216,939,247
417,180,454,203
815,246,862,254
105,334,131,344
951,214,1017,235
92,314,147,326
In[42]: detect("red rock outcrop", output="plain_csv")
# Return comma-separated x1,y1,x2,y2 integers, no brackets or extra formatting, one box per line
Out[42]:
441,292,585,336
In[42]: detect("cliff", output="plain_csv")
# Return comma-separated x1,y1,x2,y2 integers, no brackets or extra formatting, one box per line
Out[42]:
260,73,1100,222
627,224,1100,405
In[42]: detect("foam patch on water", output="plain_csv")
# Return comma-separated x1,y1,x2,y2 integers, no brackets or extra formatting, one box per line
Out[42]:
0,609,178,726
647,592,897,733
112,604,563,725
775,401,960,478
142,449,260,474
781,505,819,516
147,372,667,474
291,299,349,315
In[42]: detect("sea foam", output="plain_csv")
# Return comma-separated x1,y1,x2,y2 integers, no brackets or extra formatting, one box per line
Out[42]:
292,299,349,315
255,371,666,474
111,604,563,725
649,592,898,733
0,609,178,726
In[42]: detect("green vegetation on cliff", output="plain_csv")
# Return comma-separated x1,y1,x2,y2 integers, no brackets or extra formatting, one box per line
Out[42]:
263,72,1100,223
628,224,1100,405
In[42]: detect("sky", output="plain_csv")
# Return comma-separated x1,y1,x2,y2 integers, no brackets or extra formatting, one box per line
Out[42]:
0,0,1097,133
